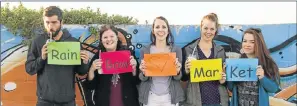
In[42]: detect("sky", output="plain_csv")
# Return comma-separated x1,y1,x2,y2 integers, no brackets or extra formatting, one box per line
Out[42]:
1,2,296,25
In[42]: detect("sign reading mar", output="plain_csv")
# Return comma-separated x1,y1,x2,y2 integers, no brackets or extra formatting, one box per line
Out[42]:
190,58,222,82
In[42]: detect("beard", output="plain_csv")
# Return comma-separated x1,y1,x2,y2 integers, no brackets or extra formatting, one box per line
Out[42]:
49,25,62,38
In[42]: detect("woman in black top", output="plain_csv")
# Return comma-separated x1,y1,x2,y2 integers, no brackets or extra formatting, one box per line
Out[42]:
87,25,140,106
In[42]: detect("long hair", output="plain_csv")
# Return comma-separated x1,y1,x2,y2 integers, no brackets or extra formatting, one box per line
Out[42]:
241,28,280,83
150,16,174,46
98,25,123,52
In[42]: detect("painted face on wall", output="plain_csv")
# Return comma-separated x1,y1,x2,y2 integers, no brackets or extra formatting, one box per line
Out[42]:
101,29,118,51
153,19,169,42
201,19,217,42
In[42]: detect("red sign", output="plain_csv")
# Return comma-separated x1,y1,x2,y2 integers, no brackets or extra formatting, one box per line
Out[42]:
100,50,133,74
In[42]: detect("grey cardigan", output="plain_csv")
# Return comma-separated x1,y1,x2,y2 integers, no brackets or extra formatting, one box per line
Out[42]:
181,39,229,106
138,44,185,105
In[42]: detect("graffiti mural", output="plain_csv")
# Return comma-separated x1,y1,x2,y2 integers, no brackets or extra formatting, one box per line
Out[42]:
1,24,296,106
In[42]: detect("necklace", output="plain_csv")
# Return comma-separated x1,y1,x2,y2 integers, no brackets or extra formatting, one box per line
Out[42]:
111,74,120,87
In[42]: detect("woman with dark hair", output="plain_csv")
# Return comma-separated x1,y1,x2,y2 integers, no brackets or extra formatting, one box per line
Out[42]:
138,16,185,106
87,25,140,106
228,28,281,106
181,13,229,106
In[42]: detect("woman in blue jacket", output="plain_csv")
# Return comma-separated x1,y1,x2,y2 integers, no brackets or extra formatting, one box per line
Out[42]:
227,28,281,106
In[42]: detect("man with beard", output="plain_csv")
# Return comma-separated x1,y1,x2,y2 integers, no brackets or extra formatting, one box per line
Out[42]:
25,6,89,106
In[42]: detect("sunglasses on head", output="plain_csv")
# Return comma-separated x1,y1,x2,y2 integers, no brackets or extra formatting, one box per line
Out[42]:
250,28,262,33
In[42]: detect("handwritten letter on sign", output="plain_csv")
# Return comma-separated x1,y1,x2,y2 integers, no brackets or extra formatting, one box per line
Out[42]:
144,53,176,76
47,42,81,65
190,58,222,82
226,58,258,81
100,50,132,74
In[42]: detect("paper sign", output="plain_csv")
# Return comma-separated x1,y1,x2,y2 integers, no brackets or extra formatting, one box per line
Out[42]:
226,58,258,81
47,42,81,65
144,53,176,76
190,58,222,82
100,50,132,74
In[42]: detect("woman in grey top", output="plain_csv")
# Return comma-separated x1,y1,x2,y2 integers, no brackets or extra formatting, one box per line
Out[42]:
138,16,185,106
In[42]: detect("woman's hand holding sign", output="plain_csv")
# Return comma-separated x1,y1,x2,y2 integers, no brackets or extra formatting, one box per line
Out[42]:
91,59,103,71
175,58,182,74
88,59,103,81
130,56,137,76
256,65,265,79
185,56,196,74
219,63,227,84
139,60,146,75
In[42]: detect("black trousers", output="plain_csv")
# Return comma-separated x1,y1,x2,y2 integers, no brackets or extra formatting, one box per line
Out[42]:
36,97,75,106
